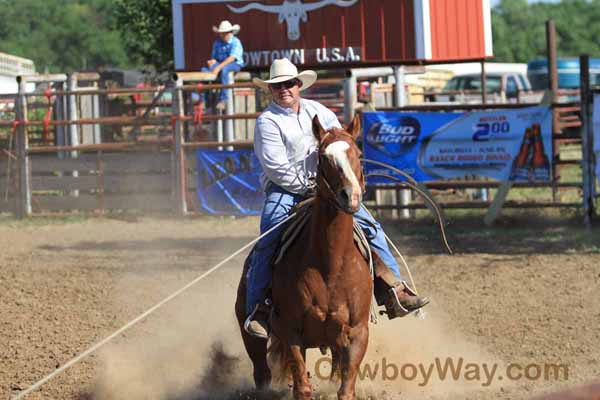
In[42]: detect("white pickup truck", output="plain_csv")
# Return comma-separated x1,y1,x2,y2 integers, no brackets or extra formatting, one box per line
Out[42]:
433,72,544,104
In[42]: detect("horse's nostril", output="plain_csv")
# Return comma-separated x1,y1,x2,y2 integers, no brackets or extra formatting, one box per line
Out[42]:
339,190,349,203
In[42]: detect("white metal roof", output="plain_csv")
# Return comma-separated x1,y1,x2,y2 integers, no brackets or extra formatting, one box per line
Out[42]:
0,52,36,77
426,62,527,76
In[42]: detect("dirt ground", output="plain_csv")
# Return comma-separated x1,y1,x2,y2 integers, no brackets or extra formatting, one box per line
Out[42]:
1,212,599,400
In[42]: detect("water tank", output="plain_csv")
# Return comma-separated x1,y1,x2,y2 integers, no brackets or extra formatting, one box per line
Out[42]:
527,58,600,90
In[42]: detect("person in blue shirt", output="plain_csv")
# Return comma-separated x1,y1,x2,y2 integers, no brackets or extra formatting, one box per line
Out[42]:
202,20,245,109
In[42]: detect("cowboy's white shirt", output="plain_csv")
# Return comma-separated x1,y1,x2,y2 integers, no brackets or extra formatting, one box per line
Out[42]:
254,99,341,194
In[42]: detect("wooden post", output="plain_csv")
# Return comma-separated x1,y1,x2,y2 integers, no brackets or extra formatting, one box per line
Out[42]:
393,66,406,107
97,151,104,214
172,78,187,215
483,181,512,227
67,74,80,157
55,81,68,159
67,74,81,199
546,20,559,134
15,77,31,218
579,55,595,227
481,60,487,104
546,20,560,202
344,74,358,125
225,71,235,150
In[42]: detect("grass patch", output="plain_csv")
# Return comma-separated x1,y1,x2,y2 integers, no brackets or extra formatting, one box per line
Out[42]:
0,213,92,226
380,208,600,255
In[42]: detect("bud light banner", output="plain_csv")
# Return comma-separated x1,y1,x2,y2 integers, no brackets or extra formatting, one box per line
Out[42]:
363,107,553,183
196,149,265,215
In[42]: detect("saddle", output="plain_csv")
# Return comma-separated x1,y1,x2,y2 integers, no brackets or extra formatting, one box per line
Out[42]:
273,197,371,266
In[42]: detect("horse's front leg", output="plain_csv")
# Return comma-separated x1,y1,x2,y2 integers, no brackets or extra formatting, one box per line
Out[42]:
289,344,312,400
337,325,369,400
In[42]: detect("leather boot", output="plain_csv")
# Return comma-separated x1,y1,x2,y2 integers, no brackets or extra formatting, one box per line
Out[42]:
383,281,430,319
244,299,271,339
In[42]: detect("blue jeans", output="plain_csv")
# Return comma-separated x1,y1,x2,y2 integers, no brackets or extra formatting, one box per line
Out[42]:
245,185,403,314
200,62,242,103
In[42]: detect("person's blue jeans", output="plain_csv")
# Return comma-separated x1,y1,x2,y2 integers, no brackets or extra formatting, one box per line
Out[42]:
245,184,404,315
200,62,242,103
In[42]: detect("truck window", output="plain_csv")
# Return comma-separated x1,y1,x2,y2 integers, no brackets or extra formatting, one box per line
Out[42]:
517,74,531,91
506,76,518,96
444,77,460,90
462,76,501,92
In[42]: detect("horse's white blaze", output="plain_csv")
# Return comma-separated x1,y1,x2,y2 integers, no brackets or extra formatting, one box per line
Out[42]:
325,141,362,208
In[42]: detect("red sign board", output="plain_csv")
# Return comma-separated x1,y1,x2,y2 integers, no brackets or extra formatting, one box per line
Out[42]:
172,0,493,71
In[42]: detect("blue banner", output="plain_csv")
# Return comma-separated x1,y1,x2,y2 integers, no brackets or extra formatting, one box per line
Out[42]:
363,106,553,183
196,149,265,215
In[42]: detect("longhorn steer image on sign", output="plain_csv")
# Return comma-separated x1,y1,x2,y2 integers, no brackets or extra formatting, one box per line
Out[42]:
227,0,358,41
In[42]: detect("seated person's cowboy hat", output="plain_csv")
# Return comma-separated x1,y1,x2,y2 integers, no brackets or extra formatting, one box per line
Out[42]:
253,58,317,91
213,20,240,34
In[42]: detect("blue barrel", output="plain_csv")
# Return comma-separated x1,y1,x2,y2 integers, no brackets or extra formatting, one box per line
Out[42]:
527,58,600,90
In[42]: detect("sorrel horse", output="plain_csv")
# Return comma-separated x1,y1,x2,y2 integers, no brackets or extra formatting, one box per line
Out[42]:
235,113,372,400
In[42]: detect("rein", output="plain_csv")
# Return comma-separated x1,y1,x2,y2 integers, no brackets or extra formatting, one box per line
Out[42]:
316,162,348,212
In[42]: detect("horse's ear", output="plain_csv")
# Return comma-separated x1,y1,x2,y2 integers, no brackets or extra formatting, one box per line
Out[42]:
346,113,361,141
312,115,326,142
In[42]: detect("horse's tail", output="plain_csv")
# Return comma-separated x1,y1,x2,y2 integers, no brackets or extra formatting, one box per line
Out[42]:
267,335,292,385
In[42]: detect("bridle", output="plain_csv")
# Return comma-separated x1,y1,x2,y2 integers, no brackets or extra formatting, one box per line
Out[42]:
316,130,365,213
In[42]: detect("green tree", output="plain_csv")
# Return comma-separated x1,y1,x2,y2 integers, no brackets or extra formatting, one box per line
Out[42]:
492,0,600,62
0,0,132,72
113,0,173,72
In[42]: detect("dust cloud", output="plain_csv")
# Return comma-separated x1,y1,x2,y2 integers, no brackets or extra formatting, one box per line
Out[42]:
90,264,504,400
301,305,506,400
90,264,254,400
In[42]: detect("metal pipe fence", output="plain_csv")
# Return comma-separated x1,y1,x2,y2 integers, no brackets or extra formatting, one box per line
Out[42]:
0,69,596,221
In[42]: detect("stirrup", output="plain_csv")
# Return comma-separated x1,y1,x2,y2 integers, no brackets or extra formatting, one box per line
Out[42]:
381,281,427,320
243,300,271,339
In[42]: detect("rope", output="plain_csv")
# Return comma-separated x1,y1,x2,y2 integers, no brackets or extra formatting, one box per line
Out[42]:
360,157,452,255
365,173,453,255
361,203,426,320
353,219,378,324
384,233,418,294
384,235,426,320
10,213,297,400
361,158,420,186
359,204,419,294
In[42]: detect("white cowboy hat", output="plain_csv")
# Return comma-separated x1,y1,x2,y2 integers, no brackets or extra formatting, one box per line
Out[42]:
252,58,317,91
212,20,240,34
